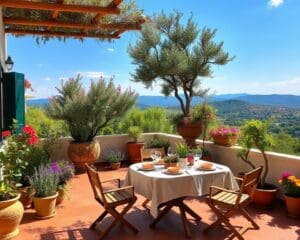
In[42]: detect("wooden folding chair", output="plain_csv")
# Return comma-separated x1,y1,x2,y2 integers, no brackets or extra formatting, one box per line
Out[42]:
85,164,138,240
204,166,263,240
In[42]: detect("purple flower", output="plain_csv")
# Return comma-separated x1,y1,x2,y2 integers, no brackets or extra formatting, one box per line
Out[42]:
51,162,62,174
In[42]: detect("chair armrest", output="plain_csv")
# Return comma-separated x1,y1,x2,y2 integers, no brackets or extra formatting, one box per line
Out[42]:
101,178,121,188
103,186,134,196
234,176,244,182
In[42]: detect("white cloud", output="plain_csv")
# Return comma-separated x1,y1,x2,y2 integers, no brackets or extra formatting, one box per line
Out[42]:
107,48,115,52
44,76,51,81
268,0,284,8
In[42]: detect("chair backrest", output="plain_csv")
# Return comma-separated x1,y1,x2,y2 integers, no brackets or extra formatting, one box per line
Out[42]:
85,164,106,204
240,166,263,197
140,147,165,161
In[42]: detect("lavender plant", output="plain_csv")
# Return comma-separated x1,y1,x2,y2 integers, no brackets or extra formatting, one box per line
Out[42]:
29,165,59,198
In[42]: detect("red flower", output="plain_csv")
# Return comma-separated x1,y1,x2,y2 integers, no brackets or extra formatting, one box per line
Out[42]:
2,130,11,138
22,125,36,136
28,134,38,145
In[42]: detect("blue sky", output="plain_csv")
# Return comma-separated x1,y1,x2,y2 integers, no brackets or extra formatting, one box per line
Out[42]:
7,0,300,98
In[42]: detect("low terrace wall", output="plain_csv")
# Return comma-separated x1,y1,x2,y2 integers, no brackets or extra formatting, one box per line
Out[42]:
44,133,300,195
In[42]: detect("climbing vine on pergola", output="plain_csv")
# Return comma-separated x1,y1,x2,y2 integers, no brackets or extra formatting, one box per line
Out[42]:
0,0,145,42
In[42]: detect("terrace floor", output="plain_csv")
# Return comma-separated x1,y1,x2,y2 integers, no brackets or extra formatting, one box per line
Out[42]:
17,166,300,240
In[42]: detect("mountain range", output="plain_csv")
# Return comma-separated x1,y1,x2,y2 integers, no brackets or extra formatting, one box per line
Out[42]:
28,93,300,109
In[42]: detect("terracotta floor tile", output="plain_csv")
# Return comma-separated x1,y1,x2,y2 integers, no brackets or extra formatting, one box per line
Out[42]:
16,167,300,240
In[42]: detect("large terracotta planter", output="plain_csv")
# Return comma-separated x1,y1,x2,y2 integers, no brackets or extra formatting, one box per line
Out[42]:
252,183,277,208
176,122,202,147
18,186,33,209
68,140,100,170
284,195,300,218
33,192,58,219
212,135,238,146
127,142,144,163
0,194,24,240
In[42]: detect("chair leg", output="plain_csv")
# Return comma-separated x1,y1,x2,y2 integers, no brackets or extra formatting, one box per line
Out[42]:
239,206,259,229
142,199,150,208
182,202,202,221
90,210,108,229
110,207,138,234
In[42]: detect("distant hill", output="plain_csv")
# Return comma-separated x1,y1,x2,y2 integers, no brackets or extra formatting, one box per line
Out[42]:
27,93,300,109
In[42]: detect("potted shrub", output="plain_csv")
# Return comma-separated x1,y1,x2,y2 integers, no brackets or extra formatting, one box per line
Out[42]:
129,11,233,146
145,137,170,155
127,126,144,163
29,165,59,219
163,156,178,169
49,161,75,205
106,150,124,170
0,181,24,240
175,143,189,169
47,75,137,170
210,126,240,146
278,172,300,218
238,120,276,208
0,122,46,209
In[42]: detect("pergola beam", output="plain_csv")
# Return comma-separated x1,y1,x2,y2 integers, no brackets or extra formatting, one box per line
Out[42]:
5,29,120,39
93,0,123,23
0,0,121,15
4,18,142,30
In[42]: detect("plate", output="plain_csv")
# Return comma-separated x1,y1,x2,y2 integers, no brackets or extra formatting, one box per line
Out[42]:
163,170,183,175
198,166,216,171
138,167,155,171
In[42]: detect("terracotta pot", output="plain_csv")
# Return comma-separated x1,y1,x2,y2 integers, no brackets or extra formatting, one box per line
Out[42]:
18,186,33,209
284,195,300,218
164,162,178,169
33,192,58,219
127,142,144,163
0,194,24,240
56,187,68,205
212,135,238,146
68,140,100,170
110,162,121,170
176,122,203,147
252,183,277,208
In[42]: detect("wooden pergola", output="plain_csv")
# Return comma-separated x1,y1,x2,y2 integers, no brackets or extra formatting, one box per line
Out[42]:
0,0,145,40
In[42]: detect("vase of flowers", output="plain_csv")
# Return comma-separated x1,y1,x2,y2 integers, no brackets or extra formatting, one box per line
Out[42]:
279,172,300,218
29,165,59,219
210,126,240,146
50,161,75,205
47,75,137,170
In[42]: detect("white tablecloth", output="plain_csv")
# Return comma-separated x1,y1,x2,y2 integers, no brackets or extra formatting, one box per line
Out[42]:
124,160,239,217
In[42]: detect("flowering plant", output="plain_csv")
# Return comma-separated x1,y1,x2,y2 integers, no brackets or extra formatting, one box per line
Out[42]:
173,103,215,126
106,150,124,163
0,122,39,186
29,165,59,198
210,126,240,138
24,79,33,91
50,161,75,186
278,172,300,198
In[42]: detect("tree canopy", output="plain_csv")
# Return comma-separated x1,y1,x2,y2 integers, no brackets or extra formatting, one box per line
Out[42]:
128,11,234,116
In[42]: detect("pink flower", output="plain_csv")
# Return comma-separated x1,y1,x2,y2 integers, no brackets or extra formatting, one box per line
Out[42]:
281,172,292,180
2,130,11,138
183,116,191,125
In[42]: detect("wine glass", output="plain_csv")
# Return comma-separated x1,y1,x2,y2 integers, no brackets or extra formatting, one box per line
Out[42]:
193,148,202,161
151,150,157,161
167,147,176,157
155,151,162,160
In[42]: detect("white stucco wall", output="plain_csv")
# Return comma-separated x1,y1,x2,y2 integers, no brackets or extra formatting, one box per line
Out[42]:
0,8,6,70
